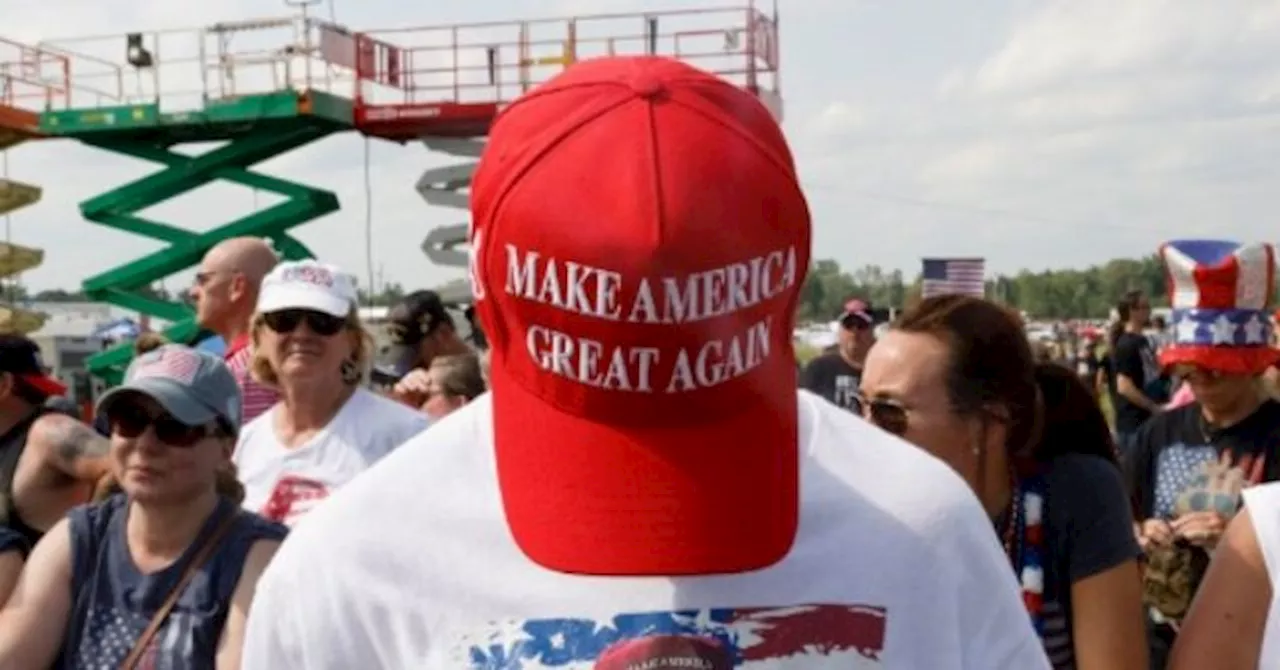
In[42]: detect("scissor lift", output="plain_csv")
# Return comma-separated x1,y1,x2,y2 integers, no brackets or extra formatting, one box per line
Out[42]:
0,37,74,334
34,17,362,383
352,3,783,279
1,5,782,383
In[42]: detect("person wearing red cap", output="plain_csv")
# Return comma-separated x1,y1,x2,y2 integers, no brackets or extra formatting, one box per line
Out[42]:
800,298,876,412
241,56,1049,669
0,335,112,549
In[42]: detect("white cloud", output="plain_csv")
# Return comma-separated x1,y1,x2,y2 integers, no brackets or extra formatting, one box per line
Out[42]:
969,0,1280,94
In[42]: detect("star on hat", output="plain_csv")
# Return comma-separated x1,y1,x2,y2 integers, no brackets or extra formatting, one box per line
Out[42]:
1159,239,1280,374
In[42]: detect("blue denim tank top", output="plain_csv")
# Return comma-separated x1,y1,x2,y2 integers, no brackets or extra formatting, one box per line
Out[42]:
59,494,287,669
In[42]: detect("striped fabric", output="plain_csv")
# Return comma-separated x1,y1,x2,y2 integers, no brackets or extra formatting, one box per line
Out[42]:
1041,600,1073,669
225,345,279,425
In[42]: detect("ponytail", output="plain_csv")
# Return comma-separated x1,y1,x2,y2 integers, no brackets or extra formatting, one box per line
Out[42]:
1108,318,1126,348
1110,289,1144,346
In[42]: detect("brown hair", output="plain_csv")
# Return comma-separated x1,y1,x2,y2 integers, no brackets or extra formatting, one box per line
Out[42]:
894,295,1119,467
1109,289,1146,346
92,463,245,504
248,307,374,388
429,353,486,401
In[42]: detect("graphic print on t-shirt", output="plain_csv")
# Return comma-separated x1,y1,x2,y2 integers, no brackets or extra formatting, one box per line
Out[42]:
461,604,886,668
1154,445,1265,519
799,354,863,413
831,374,860,411
260,475,330,525
77,606,198,670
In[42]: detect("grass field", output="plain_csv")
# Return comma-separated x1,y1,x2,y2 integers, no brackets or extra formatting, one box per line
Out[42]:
795,342,821,366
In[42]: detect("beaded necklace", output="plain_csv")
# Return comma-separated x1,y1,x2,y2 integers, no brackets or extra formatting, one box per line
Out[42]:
1002,473,1047,636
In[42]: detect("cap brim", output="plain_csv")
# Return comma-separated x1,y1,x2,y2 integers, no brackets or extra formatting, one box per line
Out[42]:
20,373,66,397
258,287,349,318
96,377,219,427
375,344,419,379
490,364,800,576
840,312,873,329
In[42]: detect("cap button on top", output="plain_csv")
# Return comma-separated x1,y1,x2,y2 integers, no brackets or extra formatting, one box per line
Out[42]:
628,70,667,99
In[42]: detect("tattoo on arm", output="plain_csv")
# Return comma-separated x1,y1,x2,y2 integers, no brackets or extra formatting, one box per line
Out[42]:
46,419,110,468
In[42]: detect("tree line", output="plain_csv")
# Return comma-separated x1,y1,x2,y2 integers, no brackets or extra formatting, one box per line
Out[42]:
4,253,1173,320
798,255,1168,321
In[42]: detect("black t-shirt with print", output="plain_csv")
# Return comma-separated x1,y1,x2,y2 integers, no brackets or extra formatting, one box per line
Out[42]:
798,352,861,412
1112,333,1158,433
1124,399,1280,655
1036,454,1142,669
1125,399,1280,521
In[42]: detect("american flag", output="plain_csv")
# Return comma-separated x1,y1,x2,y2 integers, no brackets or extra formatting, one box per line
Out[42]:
921,258,986,299
131,348,201,385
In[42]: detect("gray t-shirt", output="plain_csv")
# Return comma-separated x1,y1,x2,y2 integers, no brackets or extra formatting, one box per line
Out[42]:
1038,453,1142,669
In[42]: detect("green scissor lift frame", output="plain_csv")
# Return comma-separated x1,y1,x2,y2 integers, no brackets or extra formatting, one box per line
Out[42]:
38,91,354,385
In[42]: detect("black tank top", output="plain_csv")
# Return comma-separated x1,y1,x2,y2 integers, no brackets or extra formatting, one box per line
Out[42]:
0,408,50,548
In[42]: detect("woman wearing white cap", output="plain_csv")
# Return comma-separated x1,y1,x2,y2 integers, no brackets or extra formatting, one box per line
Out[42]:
233,260,428,526
0,344,287,669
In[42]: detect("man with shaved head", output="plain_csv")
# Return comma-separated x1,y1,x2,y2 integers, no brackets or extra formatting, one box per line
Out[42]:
191,237,280,423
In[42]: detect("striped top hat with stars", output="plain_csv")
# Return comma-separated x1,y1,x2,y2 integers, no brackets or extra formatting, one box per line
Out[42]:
1159,239,1280,374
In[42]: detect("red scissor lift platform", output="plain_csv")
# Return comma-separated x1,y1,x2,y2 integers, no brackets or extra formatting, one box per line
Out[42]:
0,36,70,147
351,3,782,141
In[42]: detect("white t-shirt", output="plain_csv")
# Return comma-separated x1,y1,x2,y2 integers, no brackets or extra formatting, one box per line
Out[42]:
1243,483,1280,666
241,391,1049,669
233,387,428,526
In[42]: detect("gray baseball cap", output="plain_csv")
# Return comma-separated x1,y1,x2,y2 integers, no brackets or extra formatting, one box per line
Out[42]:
95,344,244,433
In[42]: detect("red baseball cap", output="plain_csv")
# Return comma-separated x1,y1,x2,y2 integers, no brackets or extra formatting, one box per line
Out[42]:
596,636,732,670
840,298,874,328
0,335,66,397
470,55,811,576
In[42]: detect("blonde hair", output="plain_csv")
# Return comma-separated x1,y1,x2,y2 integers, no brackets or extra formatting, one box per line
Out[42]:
133,332,169,356
248,307,374,388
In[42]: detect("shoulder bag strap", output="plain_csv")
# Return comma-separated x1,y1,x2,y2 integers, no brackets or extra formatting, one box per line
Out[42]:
121,509,240,670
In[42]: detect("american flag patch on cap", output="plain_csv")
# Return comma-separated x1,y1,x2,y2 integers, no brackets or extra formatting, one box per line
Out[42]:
131,348,200,385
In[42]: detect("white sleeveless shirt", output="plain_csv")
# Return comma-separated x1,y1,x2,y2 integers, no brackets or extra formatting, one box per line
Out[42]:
1242,483,1280,666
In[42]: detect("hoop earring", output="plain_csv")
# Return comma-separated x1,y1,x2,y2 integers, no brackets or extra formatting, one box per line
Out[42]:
340,358,359,385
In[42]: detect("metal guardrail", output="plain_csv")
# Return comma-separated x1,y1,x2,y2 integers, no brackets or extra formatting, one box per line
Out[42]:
351,3,781,114
36,15,360,112
0,36,72,112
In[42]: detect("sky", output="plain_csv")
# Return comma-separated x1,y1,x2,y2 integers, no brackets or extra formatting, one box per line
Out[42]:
4,0,1280,295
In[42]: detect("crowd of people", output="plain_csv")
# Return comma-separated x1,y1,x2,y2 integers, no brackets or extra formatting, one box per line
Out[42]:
0,54,1272,668
802,238,1280,668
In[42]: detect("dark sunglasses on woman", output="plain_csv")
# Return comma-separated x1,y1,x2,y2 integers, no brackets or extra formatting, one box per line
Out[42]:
108,406,218,448
263,309,345,336
851,392,909,436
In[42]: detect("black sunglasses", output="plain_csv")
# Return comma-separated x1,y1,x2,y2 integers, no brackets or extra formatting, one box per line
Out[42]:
852,392,909,436
263,309,344,336
108,406,217,448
